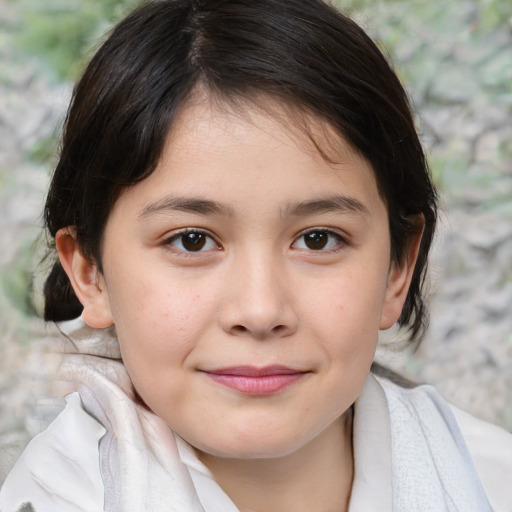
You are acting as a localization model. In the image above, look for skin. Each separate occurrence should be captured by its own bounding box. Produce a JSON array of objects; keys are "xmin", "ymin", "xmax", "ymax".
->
[{"xmin": 57, "ymin": 99, "xmax": 421, "ymax": 512}]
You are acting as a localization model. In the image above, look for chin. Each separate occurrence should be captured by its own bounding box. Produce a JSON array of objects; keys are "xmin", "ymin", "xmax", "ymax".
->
[{"xmin": 192, "ymin": 429, "xmax": 311, "ymax": 460}]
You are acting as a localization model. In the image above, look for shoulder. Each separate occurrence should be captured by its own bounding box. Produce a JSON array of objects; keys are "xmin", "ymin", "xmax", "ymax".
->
[
  {"xmin": 0, "ymin": 393, "xmax": 105, "ymax": 512},
  {"xmin": 450, "ymin": 404, "xmax": 512, "ymax": 512},
  {"xmin": 376, "ymin": 375, "xmax": 512, "ymax": 512}
]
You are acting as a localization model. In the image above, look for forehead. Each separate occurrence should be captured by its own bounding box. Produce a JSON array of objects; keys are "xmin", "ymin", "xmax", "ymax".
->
[
  {"xmin": 169, "ymin": 93, "xmax": 362, "ymax": 165},
  {"xmin": 113, "ymin": 97, "xmax": 387, "ymax": 221}
]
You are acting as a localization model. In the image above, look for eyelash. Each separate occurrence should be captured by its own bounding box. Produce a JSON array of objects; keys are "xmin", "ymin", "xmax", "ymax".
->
[
  {"xmin": 162, "ymin": 227, "xmax": 347, "ymax": 255},
  {"xmin": 162, "ymin": 229, "xmax": 221, "ymax": 255},
  {"xmin": 292, "ymin": 228, "xmax": 348, "ymax": 253}
]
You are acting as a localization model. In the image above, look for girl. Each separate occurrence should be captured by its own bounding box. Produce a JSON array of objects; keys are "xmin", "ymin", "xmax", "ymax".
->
[{"xmin": 1, "ymin": 0, "xmax": 511, "ymax": 510}]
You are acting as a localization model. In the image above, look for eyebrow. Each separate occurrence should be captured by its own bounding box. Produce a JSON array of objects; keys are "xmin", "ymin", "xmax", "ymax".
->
[
  {"xmin": 284, "ymin": 195, "xmax": 369, "ymax": 217},
  {"xmin": 139, "ymin": 194, "xmax": 369, "ymax": 219},
  {"xmin": 139, "ymin": 196, "xmax": 235, "ymax": 219}
]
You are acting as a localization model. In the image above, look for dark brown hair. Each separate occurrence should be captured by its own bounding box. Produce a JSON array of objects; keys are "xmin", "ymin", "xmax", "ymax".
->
[{"xmin": 44, "ymin": 0, "xmax": 438, "ymax": 341}]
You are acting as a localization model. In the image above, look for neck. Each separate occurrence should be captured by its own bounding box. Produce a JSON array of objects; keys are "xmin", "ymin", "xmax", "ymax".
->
[{"xmin": 198, "ymin": 409, "xmax": 354, "ymax": 512}]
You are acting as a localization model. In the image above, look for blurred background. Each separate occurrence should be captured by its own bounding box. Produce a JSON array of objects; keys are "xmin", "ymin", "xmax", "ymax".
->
[{"xmin": 0, "ymin": 0, "xmax": 511, "ymax": 483}]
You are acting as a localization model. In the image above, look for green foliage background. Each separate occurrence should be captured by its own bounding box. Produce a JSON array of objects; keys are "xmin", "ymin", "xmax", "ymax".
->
[{"xmin": 11, "ymin": 0, "xmax": 140, "ymax": 80}]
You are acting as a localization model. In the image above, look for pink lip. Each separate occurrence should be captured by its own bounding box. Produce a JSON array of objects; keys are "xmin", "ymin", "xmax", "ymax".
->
[{"xmin": 201, "ymin": 365, "xmax": 307, "ymax": 395}]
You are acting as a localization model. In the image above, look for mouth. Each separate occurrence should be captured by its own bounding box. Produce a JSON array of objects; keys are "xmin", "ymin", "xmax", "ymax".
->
[{"xmin": 200, "ymin": 365, "xmax": 308, "ymax": 395}]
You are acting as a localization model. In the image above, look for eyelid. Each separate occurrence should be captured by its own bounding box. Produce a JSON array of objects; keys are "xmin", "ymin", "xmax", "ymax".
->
[
  {"xmin": 292, "ymin": 227, "xmax": 349, "ymax": 252},
  {"xmin": 161, "ymin": 227, "xmax": 222, "ymax": 254}
]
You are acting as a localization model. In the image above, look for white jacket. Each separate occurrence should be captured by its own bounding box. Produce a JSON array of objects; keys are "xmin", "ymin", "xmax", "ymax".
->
[{"xmin": 1, "ymin": 319, "xmax": 511, "ymax": 512}]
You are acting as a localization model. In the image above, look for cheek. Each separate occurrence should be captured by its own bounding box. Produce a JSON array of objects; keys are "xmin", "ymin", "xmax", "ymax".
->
[
  {"xmin": 306, "ymin": 271, "xmax": 387, "ymax": 334},
  {"xmin": 111, "ymin": 284, "xmax": 217, "ymax": 416},
  {"xmin": 110, "ymin": 263, "xmax": 210, "ymax": 325},
  {"xmin": 107, "ymin": 273, "xmax": 217, "ymax": 376}
]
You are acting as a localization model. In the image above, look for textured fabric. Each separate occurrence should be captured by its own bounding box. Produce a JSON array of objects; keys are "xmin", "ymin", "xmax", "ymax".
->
[
  {"xmin": 1, "ymin": 318, "xmax": 510, "ymax": 512},
  {"xmin": 450, "ymin": 405, "xmax": 512, "ymax": 512},
  {"xmin": 0, "ymin": 393, "xmax": 105, "ymax": 512},
  {"xmin": 380, "ymin": 380, "xmax": 493, "ymax": 512}
]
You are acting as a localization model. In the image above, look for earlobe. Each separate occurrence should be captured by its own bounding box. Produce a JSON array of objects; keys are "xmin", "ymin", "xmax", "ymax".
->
[
  {"xmin": 56, "ymin": 227, "xmax": 114, "ymax": 329},
  {"xmin": 379, "ymin": 222, "xmax": 424, "ymax": 330}
]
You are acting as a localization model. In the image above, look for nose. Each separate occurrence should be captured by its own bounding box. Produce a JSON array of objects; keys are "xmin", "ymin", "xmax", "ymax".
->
[{"xmin": 218, "ymin": 251, "xmax": 298, "ymax": 340}]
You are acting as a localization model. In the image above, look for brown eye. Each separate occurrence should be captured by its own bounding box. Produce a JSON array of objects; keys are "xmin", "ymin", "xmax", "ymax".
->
[
  {"xmin": 304, "ymin": 231, "xmax": 329, "ymax": 250},
  {"xmin": 166, "ymin": 230, "xmax": 218, "ymax": 253},
  {"xmin": 293, "ymin": 229, "xmax": 345, "ymax": 252},
  {"xmin": 181, "ymin": 232, "xmax": 207, "ymax": 251}
]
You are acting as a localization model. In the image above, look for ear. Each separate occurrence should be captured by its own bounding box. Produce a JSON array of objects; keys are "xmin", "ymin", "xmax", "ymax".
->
[
  {"xmin": 379, "ymin": 219, "xmax": 424, "ymax": 330},
  {"xmin": 56, "ymin": 227, "xmax": 114, "ymax": 329}
]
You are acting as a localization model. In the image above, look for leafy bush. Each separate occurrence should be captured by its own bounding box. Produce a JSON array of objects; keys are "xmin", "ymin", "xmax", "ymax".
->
[{"xmin": 13, "ymin": 0, "xmax": 139, "ymax": 80}]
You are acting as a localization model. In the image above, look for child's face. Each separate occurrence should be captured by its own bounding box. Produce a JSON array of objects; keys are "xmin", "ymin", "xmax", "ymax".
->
[{"xmin": 73, "ymin": 100, "xmax": 414, "ymax": 459}]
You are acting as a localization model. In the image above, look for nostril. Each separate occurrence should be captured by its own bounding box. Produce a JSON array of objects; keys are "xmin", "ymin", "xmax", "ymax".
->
[{"xmin": 229, "ymin": 324, "xmax": 288, "ymax": 337}]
